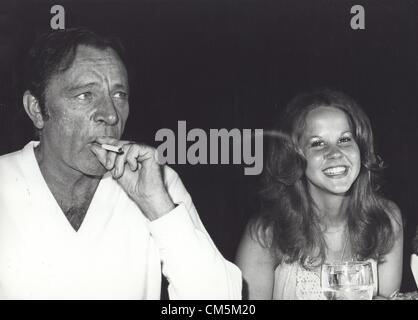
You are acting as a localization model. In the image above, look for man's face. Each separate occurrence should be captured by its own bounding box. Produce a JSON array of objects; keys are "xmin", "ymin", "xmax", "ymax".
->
[{"xmin": 41, "ymin": 45, "xmax": 129, "ymax": 176}]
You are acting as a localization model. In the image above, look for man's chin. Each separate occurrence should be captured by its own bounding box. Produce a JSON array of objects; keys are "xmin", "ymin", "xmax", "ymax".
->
[{"xmin": 80, "ymin": 163, "xmax": 108, "ymax": 178}]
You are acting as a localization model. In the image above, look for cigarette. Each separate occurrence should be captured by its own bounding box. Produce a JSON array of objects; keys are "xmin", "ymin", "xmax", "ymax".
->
[{"xmin": 101, "ymin": 144, "xmax": 124, "ymax": 154}]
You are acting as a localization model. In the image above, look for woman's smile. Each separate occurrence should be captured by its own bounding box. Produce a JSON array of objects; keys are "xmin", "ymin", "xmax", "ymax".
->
[{"xmin": 322, "ymin": 165, "xmax": 349, "ymax": 178}]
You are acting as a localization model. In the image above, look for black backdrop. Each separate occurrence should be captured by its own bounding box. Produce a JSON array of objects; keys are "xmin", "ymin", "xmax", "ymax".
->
[{"xmin": 0, "ymin": 0, "xmax": 417, "ymax": 292}]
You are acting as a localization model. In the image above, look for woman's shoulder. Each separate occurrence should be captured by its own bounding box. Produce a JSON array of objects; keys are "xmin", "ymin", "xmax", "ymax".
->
[
  {"xmin": 239, "ymin": 217, "xmax": 282, "ymax": 264},
  {"xmin": 236, "ymin": 218, "xmax": 283, "ymax": 299},
  {"xmin": 381, "ymin": 198, "xmax": 400, "ymax": 214},
  {"xmin": 381, "ymin": 198, "xmax": 401, "ymax": 218},
  {"xmin": 379, "ymin": 198, "xmax": 403, "ymax": 233}
]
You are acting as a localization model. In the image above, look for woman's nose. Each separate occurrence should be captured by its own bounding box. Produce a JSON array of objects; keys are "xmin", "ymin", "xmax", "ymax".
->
[{"xmin": 325, "ymin": 145, "xmax": 343, "ymax": 159}]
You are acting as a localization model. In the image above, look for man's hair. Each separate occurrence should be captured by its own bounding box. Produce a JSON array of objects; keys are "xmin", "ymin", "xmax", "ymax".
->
[{"xmin": 23, "ymin": 27, "xmax": 127, "ymax": 118}]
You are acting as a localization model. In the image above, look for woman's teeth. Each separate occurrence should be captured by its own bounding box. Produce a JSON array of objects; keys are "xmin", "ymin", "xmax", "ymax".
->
[{"xmin": 323, "ymin": 166, "xmax": 347, "ymax": 176}]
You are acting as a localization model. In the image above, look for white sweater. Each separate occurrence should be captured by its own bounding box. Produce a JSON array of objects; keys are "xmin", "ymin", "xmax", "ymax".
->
[{"xmin": 0, "ymin": 141, "xmax": 242, "ymax": 300}]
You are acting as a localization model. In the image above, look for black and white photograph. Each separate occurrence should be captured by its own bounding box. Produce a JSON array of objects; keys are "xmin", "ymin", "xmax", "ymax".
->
[{"xmin": 0, "ymin": 0, "xmax": 417, "ymax": 305}]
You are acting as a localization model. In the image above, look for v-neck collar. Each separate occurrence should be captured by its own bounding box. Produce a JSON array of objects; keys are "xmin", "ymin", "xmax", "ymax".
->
[{"xmin": 18, "ymin": 141, "xmax": 121, "ymax": 240}]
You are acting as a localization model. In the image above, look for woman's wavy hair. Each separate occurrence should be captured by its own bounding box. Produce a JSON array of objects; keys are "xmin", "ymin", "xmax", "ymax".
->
[{"xmin": 252, "ymin": 88, "xmax": 397, "ymax": 268}]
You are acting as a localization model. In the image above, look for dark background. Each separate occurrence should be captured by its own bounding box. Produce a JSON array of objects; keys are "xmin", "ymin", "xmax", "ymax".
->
[{"xmin": 0, "ymin": 0, "xmax": 417, "ymax": 292}]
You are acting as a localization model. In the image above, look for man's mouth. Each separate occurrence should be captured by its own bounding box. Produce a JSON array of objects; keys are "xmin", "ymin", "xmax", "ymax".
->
[
  {"xmin": 89, "ymin": 137, "xmax": 116, "ymax": 145},
  {"xmin": 88, "ymin": 139, "xmax": 124, "ymax": 154},
  {"xmin": 322, "ymin": 166, "xmax": 349, "ymax": 177}
]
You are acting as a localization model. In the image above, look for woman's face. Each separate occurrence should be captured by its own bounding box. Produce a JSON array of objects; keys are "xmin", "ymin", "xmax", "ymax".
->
[{"xmin": 299, "ymin": 106, "xmax": 361, "ymax": 196}]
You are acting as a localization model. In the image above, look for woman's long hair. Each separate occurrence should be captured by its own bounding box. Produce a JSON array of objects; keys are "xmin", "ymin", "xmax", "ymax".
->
[{"xmin": 252, "ymin": 89, "xmax": 398, "ymax": 268}]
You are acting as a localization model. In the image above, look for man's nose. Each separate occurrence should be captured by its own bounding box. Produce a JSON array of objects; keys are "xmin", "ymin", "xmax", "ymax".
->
[{"xmin": 93, "ymin": 96, "xmax": 119, "ymax": 126}]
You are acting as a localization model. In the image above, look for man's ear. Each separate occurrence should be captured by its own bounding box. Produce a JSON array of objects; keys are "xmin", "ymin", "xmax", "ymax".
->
[{"xmin": 23, "ymin": 90, "xmax": 45, "ymax": 130}]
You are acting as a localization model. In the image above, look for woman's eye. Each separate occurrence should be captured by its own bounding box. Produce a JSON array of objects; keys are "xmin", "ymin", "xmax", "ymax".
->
[
  {"xmin": 339, "ymin": 136, "xmax": 352, "ymax": 143},
  {"xmin": 311, "ymin": 140, "xmax": 324, "ymax": 148}
]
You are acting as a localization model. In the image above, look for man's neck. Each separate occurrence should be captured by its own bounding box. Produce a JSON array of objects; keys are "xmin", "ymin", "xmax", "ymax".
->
[
  {"xmin": 34, "ymin": 142, "xmax": 99, "ymax": 195},
  {"xmin": 34, "ymin": 142, "xmax": 101, "ymax": 231}
]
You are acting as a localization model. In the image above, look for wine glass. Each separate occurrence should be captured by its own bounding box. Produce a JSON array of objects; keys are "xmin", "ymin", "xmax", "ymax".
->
[{"xmin": 321, "ymin": 261, "xmax": 374, "ymax": 300}]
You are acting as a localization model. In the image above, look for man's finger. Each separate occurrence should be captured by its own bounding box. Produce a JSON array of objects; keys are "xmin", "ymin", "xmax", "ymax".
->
[
  {"xmin": 105, "ymin": 150, "xmax": 118, "ymax": 170},
  {"xmin": 132, "ymin": 144, "xmax": 156, "ymax": 163},
  {"xmin": 113, "ymin": 144, "xmax": 132, "ymax": 179},
  {"xmin": 126, "ymin": 146, "xmax": 139, "ymax": 172},
  {"xmin": 90, "ymin": 144, "xmax": 108, "ymax": 167}
]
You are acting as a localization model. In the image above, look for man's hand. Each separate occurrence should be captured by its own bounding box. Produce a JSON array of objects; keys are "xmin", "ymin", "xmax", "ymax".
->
[{"xmin": 90, "ymin": 137, "xmax": 175, "ymax": 220}]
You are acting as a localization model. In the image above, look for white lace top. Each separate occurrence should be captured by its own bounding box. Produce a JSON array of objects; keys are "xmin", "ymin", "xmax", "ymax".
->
[
  {"xmin": 272, "ymin": 260, "xmax": 378, "ymax": 300},
  {"xmin": 295, "ymin": 265, "xmax": 326, "ymax": 300}
]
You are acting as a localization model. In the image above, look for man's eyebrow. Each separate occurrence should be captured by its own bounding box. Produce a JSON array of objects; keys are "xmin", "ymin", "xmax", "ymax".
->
[
  {"xmin": 65, "ymin": 82, "xmax": 99, "ymax": 92},
  {"xmin": 113, "ymin": 83, "xmax": 129, "ymax": 91},
  {"xmin": 64, "ymin": 82, "xmax": 129, "ymax": 94}
]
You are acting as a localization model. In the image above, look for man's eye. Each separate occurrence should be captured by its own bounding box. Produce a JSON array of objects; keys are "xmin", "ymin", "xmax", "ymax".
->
[
  {"xmin": 113, "ymin": 92, "xmax": 128, "ymax": 99},
  {"xmin": 76, "ymin": 92, "xmax": 92, "ymax": 101},
  {"xmin": 311, "ymin": 140, "xmax": 324, "ymax": 148}
]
